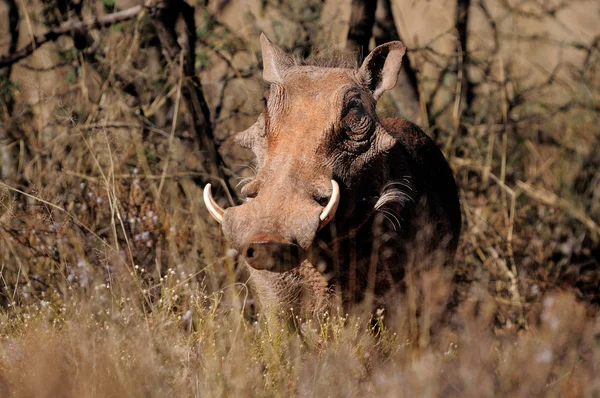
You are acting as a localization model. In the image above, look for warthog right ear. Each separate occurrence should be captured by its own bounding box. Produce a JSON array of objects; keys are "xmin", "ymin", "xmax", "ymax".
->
[
  {"xmin": 260, "ymin": 33, "xmax": 295, "ymax": 83},
  {"xmin": 234, "ymin": 114, "xmax": 267, "ymax": 168},
  {"xmin": 234, "ymin": 113, "xmax": 265, "ymax": 149},
  {"xmin": 359, "ymin": 41, "xmax": 407, "ymax": 101}
]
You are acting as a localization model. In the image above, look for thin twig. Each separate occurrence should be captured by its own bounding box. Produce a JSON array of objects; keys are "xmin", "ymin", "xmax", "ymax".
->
[
  {"xmin": 0, "ymin": 181, "xmax": 112, "ymax": 251},
  {"xmin": 0, "ymin": 5, "xmax": 145, "ymax": 68},
  {"xmin": 516, "ymin": 181, "xmax": 600, "ymax": 241},
  {"xmin": 158, "ymin": 51, "xmax": 184, "ymax": 199}
]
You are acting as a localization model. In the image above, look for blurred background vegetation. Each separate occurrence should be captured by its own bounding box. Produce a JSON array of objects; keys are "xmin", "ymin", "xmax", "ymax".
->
[{"xmin": 0, "ymin": 0, "xmax": 599, "ymax": 396}]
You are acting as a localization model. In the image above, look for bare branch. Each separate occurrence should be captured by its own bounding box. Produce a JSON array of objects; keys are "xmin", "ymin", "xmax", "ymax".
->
[{"xmin": 0, "ymin": 5, "xmax": 144, "ymax": 69}]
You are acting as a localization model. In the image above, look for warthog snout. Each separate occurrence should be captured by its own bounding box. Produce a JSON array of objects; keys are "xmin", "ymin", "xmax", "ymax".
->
[
  {"xmin": 203, "ymin": 180, "xmax": 339, "ymax": 271},
  {"xmin": 242, "ymin": 239, "xmax": 305, "ymax": 272}
]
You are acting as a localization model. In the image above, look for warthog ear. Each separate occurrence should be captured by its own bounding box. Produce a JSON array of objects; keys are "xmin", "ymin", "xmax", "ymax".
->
[
  {"xmin": 260, "ymin": 33, "xmax": 294, "ymax": 83},
  {"xmin": 234, "ymin": 113, "xmax": 265, "ymax": 149},
  {"xmin": 359, "ymin": 41, "xmax": 407, "ymax": 101},
  {"xmin": 235, "ymin": 114, "xmax": 268, "ymax": 168}
]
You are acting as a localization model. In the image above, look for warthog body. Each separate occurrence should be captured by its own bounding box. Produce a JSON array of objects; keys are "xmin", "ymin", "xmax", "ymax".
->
[{"xmin": 204, "ymin": 35, "xmax": 461, "ymax": 317}]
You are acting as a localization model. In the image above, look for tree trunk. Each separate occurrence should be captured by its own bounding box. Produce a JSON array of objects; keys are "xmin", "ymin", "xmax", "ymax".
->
[
  {"xmin": 455, "ymin": 0, "xmax": 473, "ymax": 111},
  {"xmin": 346, "ymin": 0, "xmax": 377, "ymax": 61},
  {"xmin": 153, "ymin": 0, "xmax": 236, "ymax": 197},
  {"xmin": 373, "ymin": 0, "xmax": 420, "ymax": 122},
  {"xmin": 1, "ymin": 0, "xmax": 19, "ymax": 180}
]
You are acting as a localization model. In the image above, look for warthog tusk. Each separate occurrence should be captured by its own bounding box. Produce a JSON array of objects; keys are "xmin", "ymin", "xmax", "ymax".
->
[
  {"xmin": 319, "ymin": 180, "xmax": 340, "ymax": 226},
  {"xmin": 203, "ymin": 184, "xmax": 224, "ymax": 224},
  {"xmin": 204, "ymin": 181, "xmax": 338, "ymax": 226}
]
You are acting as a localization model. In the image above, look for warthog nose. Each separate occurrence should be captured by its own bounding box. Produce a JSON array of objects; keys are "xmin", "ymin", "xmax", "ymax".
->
[{"xmin": 242, "ymin": 241, "xmax": 305, "ymax": 272}]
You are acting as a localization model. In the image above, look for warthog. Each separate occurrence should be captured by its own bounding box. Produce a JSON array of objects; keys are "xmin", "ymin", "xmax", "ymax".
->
[{"xmin": 204, "ymin": 34, "xmax": 461, "ymax": 317}]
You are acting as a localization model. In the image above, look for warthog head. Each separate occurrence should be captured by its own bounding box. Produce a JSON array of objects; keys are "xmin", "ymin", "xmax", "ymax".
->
[{"xmin": 204, "ymin": 34, "xmax": 407, "ymax": 273}]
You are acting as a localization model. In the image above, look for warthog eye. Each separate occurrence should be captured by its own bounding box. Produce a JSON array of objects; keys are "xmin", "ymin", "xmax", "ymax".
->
[
  {"xmin": 342, "ymin": 96, "xmax": 362, "ymax": 116},
  {"xmin": 342, "ymin": 96, "xmax": 373, "ymax": 146}
]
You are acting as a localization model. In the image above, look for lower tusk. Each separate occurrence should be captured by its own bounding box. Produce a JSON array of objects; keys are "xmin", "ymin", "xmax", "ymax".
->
[
  {"xmin": 319, "ymin": 180, "xmax": 340, "ymax": 226},
  {"xmin": 203, "ymin": 184, "xmax": 224, "ymax": 224}
]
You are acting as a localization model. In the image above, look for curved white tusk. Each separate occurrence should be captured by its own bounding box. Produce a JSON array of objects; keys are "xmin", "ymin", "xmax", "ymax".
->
[
  {"xmin": 319, "ymin": 180, "xmax": 340, "ymax": 226},
  {"xmin": 203, "ymin": 183, "xmax": 224, "ymax": 224}
]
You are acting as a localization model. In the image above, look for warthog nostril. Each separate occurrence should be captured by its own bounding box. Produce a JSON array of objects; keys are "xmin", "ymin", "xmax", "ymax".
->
[
  {"xmin": 242, "ymin": 241, "xmax": 305, "ymax": 273},
  {"xmin": 315, "ymin": 196, "xmax": 329, "ymax": 207}
]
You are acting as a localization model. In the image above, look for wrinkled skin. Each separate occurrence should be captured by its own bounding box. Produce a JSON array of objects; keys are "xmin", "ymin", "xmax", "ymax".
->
[{"xmin": 209, "ymin": 34, "xmax": 461, "ymax": 317}]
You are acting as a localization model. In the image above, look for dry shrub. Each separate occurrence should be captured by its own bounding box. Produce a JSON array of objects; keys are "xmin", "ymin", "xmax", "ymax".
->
[{"xmin": 0, "ymin": 0, "xmax": 599, "ymax": 396}]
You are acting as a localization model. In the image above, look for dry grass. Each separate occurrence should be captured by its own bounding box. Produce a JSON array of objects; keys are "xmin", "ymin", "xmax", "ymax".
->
[{"xmin": 0, "ymin": 0, "xmax": 599, "ymax": 396}]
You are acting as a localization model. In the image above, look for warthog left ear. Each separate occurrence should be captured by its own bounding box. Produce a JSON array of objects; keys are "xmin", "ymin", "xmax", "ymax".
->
[
  {"xmin": 260, "ymin": 33, "xmax": 295, "ymax": 83},
  {"xmin": 359, "ymin": 41, "xmax": 407, "ymax": 101}
]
